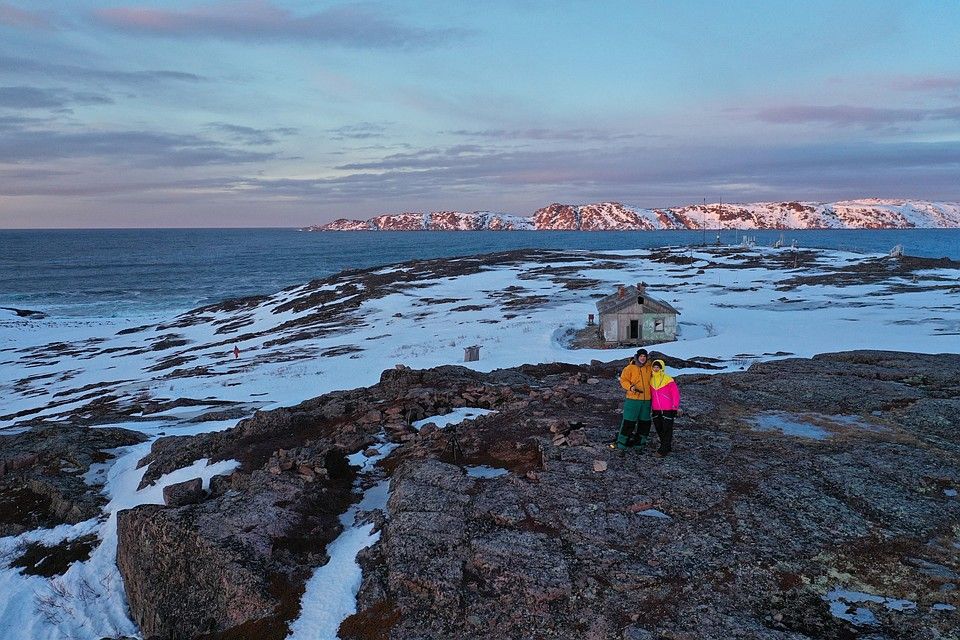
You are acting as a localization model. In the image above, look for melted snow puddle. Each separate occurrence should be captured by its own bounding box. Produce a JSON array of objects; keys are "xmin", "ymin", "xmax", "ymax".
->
[
  {"xmin": 465, "ymin": 465, "xmax": 508, "ymax": 479},
  {"xmin": 750, "ymin": 412, "xmax": 882, "ymax": 440},
  {"xmin": 291, "ymin": 409, "xmax": 497, "ymax": 639},
  {"xmin": 824, "ymin": 588, "xmax": 917, "ymax": 625}
]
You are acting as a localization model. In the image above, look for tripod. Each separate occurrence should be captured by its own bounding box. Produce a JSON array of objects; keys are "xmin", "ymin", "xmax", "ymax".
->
[{"xmin": 445, "ymin": 425, "xmax": 465, "ymax": 464}]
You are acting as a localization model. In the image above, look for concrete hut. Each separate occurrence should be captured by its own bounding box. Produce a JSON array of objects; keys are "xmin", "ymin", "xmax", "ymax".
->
[{"xmin": 596, "ymin": 283, "xmax": 679, "ymax": 345}]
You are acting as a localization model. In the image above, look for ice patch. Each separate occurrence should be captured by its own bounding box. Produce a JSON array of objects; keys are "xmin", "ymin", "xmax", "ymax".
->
[
  {"xmin": 824, "ymin": 588, "xmax": 917, "ymax": 625},
  {"xmin": 637, "ymin": 509, "xmax": 671, "ymax": 519},
  {"xmin": 944, "ymin": 489, "xmax": 957, "ymax": 497},
  {"xmin": 751, "ymin": 412, "xmax": 830, "ymax": 440},
  {"xmin": 412, "ymin": 407, "xmax": 495, "ymax": 430},
  {"xmin": 465, "ymin": 465, "xmax": 508, "ymax": 479},
  {"xmin": 932, "ymin": 603, "xmax": 956, "ymax": 611}
]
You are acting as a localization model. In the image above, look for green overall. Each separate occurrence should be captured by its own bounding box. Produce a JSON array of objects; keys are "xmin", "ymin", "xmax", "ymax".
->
[{"xmin": 617, "ymin": 398, "xmax": 652, "ymax": 450}]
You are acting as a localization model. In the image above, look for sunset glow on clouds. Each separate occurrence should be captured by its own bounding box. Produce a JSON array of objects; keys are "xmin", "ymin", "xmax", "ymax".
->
[{"xmin": 0, "ymin": 0, "xmax": 958, "ymax": 227}]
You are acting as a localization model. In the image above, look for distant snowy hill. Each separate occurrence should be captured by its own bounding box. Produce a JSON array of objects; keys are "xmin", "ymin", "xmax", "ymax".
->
[
  {"xmin": 303, "ymin": 210, "xmax": 534, "ymax": 231},
  {"xmin": 303, "ymin": 199, "xmax": 960, "ymax": 230}
]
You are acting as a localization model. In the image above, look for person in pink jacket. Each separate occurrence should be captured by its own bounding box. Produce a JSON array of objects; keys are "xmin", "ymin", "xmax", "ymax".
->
[{"xmin": 650, "ymin": 359, "xmax": 681, "ymax": 457}]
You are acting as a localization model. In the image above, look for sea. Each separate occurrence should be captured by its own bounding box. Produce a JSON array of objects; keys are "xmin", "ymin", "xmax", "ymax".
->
[{"xmin": 1, "ymin": 228, "xmax": 958, "ymax": 319}]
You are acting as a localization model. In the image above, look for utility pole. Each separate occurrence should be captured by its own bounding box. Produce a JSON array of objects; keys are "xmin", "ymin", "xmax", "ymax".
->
[
  {"xmin": 701, "ymin": 197, "xmax": 706, "ymax": 246},
  {"xmin": 716, "ymin": 196, "xmax": 723, "ymax": 245}
]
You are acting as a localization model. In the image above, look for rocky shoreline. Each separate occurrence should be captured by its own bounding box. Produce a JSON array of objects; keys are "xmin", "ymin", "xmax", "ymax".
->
[{"xmin": 5, "ymin": 350, "xmax": 949, "ymax": 639}]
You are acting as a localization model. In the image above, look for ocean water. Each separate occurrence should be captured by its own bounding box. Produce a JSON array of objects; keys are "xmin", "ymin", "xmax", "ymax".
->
[{"xmin": 1, "ymin": 228, "xmax": 958, "ymax": 319}]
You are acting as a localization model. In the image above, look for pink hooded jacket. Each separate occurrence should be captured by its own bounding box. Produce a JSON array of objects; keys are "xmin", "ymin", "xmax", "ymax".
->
[{"xmin": 650, "ymin": 360, "xmax": 680, "ymax": 411}]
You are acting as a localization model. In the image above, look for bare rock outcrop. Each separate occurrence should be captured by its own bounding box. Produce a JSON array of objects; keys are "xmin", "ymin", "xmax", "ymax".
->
[
  {"xmin": 346, "ymin": 351, "xmax": 960, "ymax": 639},
  {"xmin": 0, "ymin": 425, "xmax": 146, "ymax": 536},
  {"xmin": 114, "ymin": 351, "xmax": 959, "ymax": 639}
]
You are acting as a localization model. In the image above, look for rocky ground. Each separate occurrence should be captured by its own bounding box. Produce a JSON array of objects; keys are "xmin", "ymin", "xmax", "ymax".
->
[
  {"xmin": 74, "ymin": 350, "xmax": 957, "ymax": 639},
  {"xmin": 0, "ymin": 426, "xmax": 146, "ymax": 539}
]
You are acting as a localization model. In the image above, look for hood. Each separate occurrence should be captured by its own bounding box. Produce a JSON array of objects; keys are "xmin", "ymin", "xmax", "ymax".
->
[{"xmin": 651, "ymin": 360, "xmax": 674, "ymax": 388}]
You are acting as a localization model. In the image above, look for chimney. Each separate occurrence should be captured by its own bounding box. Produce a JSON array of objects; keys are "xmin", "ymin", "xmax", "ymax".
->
[
  {"xmin": 617, "ymin": 285, "xmax": 626, "ymax": 299},
  {"xmin": 637, "ymin": 282, "xmax": 646, "ymax": 295}
]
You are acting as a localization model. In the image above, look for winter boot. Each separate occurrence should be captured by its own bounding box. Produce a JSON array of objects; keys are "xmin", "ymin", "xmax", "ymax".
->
[
  {"xmin": 632, "ymin": 420, "xmax": 652, "ymax": 451},
  {"xmin": 615, "ymin": 419, "xmax": 637, "ymax": 450},
  {"xmin": 632, "ymin": 435, "xmax": 649, "ymax": 452}
]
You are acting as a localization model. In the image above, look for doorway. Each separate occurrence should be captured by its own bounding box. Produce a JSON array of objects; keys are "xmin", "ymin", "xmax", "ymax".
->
[{"xmin": 629, "ymin": 319, "xmax": 639, "ymax": 340}]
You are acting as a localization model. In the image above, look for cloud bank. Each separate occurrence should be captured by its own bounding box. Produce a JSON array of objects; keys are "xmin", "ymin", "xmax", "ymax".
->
[{"xmin": 93, "ymin": 1, "xmax": 468, "ymax": 49}]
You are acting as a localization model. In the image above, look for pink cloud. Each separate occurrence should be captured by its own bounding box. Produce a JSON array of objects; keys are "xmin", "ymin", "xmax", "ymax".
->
[
  {"xmin": 0, "ymin": 3, "xmax": 54, "ymax": 29},
  {"xmin": 93, "ymin": 0, "xmax": 467, "ymax": 48}
]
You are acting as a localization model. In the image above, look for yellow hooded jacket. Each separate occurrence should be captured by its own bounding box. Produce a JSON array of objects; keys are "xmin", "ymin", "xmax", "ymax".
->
[{"xmin": 620, "ymin": 359, "xmax": 653, "ymax": 401}]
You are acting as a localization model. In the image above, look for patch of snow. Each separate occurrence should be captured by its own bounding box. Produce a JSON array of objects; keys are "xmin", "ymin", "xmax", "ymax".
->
[
  {"xmin": 932, "ymin": 603, "xmax": 956, "ymax": 611},
  {"xmin": 412, "ymin": 407, "xmax": 495, "ymax": 430},
  {"xmin": 346, "ymin": 442, "xmax": 398, "ymax": 472},
  {"xmin": 944, "ymin": 489, "xmax": 957, "ymax": 497},
  {"xmin": 290, "ymin": 431, "xmax": 397, "ymax": 639},
  {"xmin": 286, "ymin": 480, "xmax": 388, "ymax": 640}
]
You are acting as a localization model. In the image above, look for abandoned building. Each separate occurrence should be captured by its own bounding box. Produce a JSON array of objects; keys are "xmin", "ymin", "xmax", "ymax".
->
[{"xmin": 595, "ymin": 283, "xmax": 679, "ymax": 345}]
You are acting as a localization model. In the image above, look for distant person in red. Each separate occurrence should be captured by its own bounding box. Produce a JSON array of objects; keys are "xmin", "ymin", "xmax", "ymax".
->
[{"xmin": 233, "ymin": 345, "xmax": 240, "ymax": 359}]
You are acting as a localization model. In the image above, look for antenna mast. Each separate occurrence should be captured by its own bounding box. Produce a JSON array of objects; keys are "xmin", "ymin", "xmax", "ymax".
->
[{"xmin": 718, "ymin": 195, "xmax": 722, "ymax": 245}]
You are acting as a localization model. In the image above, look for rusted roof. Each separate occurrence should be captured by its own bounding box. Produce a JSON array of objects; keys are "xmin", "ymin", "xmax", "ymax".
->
[{"xmin": 596, "ymin": 286, "xmax": 680, "ymax": 315}]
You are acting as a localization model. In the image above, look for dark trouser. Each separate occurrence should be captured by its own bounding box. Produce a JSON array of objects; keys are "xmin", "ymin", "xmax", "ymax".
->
[
  {"xmin": 618, "ymin": 399, "xmax": 652, "ymax": 450},
  {"xmin": 652, "ymin": 410, "xmax": 676, "ymax": 453}
]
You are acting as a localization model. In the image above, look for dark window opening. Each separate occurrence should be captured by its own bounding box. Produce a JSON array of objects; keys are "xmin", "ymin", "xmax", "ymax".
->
[
  {"xmin": 654, "ymin": 318, "xmax": 665, "ymax": 332},
  {"xmin": 629, "ymin": 319, "xmax": 639, "ymax": 339}
]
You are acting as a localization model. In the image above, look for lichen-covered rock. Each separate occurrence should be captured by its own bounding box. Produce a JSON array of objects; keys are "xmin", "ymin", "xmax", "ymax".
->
[
  {"xmin": 0, "ymin": 425, "xmax": 146, "ymax": 536},
  {"xmin": 162, "ymin": 477, "xmax": 203, "ymax": 507},
  {"xmin": 114, "ymin": 352, "xmax": 960, "ymax": 640},
  {"xmin": 345, "ymin": 352, "xmax": 960, "ymax": 639}
]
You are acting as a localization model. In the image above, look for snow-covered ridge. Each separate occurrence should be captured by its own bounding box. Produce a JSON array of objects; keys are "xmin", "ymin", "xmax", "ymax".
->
[
  {"xmin": 303, "ymin": 199, "xmax": 960, "ymax": 231},
  {"xmin": 304, "ymin": 210, "xmax": 534, "ymax": 231}
]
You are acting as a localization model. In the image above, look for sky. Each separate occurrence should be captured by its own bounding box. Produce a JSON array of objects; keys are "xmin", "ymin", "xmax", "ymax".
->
[{"xmin": 0, "ymin": 0, "xmax": 958, "ymax": 228}]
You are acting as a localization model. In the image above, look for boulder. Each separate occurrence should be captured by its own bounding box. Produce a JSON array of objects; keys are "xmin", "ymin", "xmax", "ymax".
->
[{"xmin": 162, "ymin": 477, "xmax": 204, "ymax": 507}]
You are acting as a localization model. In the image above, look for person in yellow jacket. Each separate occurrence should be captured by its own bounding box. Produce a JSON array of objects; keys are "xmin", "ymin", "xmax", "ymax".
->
[{"xmin": 612, "ymin": 349, "xmax": 653, "ymax": 451}]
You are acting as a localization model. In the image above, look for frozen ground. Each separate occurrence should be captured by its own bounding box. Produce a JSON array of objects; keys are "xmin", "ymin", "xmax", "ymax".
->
[
  {"xmin": 0, "ymin": 245, "xmax": 958, "ymax": 638},
  {"xmin": 2, "ymin": 245, "xmax": 958, "ymax": 432}
]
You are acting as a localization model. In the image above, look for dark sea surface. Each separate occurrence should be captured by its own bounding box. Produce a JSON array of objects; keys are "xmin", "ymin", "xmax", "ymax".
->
[{"xmin": 1, "ymin": 228, "xmax": 958, "ymax": 318}]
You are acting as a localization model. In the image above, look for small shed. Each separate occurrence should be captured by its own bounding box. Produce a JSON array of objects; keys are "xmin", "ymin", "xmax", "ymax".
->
[{"xmin": 596, "ymin": 283, "xmax": 679, "ymax": 345}]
